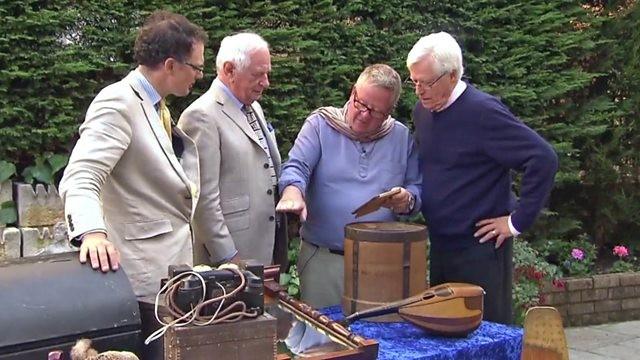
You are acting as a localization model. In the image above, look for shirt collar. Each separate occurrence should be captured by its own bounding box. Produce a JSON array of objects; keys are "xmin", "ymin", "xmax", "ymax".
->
[
  {"xmin": 132, "ymin": 68, "xmax": 162, "ymax": 109},
  {"xmin": 213, "ymin": 77, "xmax": 245, "ymax": 110},
  {"xmin": 439, "ymin": 80, "xmax": 467, "ymax": 111}
]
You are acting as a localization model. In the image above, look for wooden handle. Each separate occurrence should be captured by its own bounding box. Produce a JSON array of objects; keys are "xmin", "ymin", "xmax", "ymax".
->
[{"xmin": 345, "ymin": 284, "xmax": 456, "ymax": 323}]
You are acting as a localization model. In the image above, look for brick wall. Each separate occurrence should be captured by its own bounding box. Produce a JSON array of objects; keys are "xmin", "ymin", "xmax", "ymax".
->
[{"xmin": 541, "ymin": 273, "xmax": 640, "ymax": 326}]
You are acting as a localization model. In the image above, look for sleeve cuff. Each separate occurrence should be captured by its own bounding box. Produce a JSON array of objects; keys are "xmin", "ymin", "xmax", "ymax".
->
[
  {"xmin": 508, "ymin": 215, "xmax": 521, "ymax": 237},
  {"xmin": 219, "ymin": 250, "xmax": 238, "ymax": 264},
  {"xmin": 279, "ymin": 181, "xmax": 306, "ymax": 197},
  {"xmin": 70, "ymin": 230, "xmax": 107, "ymax": 247},
  {"xmin": 398, "ymin": 192, "xmax": 421, "ymax": 217}
]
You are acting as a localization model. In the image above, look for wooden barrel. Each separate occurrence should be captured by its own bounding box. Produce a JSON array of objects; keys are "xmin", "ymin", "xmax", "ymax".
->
[{"xmin": 342, "ymin": 221, "xmax": 428, "ymax": 321}]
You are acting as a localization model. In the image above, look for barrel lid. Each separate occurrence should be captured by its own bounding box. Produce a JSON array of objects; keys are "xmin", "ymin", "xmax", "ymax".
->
[{"xmin": 345, "ymin": 221, "xmax": 427, "ymax": 242}]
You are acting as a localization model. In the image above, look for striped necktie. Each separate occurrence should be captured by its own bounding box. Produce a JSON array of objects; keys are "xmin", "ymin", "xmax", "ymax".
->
[{"xmin": 242, "ymin": 105, "xmax": 277, "ymax": 187}]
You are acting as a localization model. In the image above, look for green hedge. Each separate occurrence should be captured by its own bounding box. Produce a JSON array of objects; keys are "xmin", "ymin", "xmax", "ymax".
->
[{"xmin": 1, "ymin": 1, "xmax": 639, "ymax": 254}]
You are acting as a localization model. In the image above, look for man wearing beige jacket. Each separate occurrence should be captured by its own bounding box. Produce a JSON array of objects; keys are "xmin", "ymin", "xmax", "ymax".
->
[
  {"xmin": 59, "ymin": 11, "xmax": 208, "ymax": 298},
  {"xmin": 178, "ymin": 32, "xmax": 287, "ymax": 268}
]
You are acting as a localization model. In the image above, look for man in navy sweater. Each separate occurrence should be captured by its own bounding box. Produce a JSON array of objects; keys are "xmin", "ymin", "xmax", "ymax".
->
[{"xmin": 406, "ymin": 32, "xmax": 558, "ymax": 324}]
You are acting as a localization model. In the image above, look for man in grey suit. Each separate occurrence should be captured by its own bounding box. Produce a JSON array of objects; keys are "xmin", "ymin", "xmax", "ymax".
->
[
  {"xmin": 179, "ymin": 32, "xmax": 287, "ymax": 268},
  {"xmin": 59, "ymin": 11, "xmax": 208, "ymax": 298}
]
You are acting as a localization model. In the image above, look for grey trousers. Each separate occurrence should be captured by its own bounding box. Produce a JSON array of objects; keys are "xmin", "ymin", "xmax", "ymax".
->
[{"xmin": 297, "ymin": 241, "xmax": 344, "ymax": 309}]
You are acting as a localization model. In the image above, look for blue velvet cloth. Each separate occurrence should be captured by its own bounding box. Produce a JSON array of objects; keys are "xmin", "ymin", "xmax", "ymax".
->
[{"xmin": 322, "ymin": 306, "xmax": 523, "ymax": 360}]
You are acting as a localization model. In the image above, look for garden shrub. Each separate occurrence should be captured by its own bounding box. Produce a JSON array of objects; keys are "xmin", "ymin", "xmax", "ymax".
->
[{"xmin": 513, "ymin": 239, "xmax": 561, "ymax": 325}]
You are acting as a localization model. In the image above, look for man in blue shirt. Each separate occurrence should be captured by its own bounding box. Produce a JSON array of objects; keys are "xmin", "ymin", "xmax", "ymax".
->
[
  {"xmin": 277, "ymin": 64, "xmax": 422, "ymax": 308},
  {"xmin": 407, "ymin": 32, "xmax": 558, "ymax": 324}
]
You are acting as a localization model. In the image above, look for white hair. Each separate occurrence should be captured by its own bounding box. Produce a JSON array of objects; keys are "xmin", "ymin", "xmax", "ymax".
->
[
  {"xmin": 216, "ymin": 32, "xmax": 269, "ymax": 72},
  {"xmin": 406, "ymin": 32, "xmax": 464, "ymax": 81}
]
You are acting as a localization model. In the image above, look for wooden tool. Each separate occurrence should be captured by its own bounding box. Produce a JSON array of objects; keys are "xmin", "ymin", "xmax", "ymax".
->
[
  {"xmin": 521, "ymin": 306, "xmax": 568, "ymax": 360},
  {"xmin": 351, "ymin": 188, "xmax": 401, "ymax": 218},
  {"xmin": 344, "ymin": 283, "xmax": 485, "ymax": 337}
]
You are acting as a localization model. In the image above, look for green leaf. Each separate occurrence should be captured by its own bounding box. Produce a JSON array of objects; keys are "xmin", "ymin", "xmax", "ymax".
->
[
  {"xmin": 287, "ymin": 285, "xmax": 299, "ymax": 296},
  {"xmin": 279, "ymin": 273, "xmax": 291, "ymax": 285},
  {"xmin": 33, "ymin": 169, "xmax": 53, "ymax": 185},
  {"xmin": 22, "ymin": 156, "xmax": 53, "ymax": 185},
  {"xmin": 0, "ymin": 160, "xmax": 16, "ymax": 183},
  {"xmin": 47, "ymin": 153, "xmax": 69, "ymax": 175},
  {"xmin": 21, "ymin": 166, "xmax": 35, "ymax": 184},
  {"xmin": 0, "ymin": 201, "xmax": 17, "ymax": 225}
]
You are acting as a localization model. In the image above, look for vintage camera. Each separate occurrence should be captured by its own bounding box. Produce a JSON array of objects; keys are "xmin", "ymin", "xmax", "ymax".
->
[{"xmin": 162, "ymin": 260, "xmax": 264, "ymax": 317}]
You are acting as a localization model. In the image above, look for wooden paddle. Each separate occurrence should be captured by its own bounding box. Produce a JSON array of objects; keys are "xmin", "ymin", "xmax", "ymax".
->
[
  {"xmin": 521, "ymin": 306, "xmax": 568, "ymax": 360},
  {"xmin": 351, "ymin": 188, "xmax": 401, "ymax": 218}
]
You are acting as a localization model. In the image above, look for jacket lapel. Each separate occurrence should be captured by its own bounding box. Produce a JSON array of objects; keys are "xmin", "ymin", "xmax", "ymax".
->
[
  {"xmin": 125, "ymin": 73, "xmax": 195, "ymax": 194},
  {"xmin": 211, "ymin": 82, "xmax": 281, "ymax": 174},
  {"xmin": 213, "ymin": 87, "xmax": 264, "ymax": 150},
  {"xmin": 251, "ymin": 105, "xmax": 282, "ymax": 175},
  {"xmin": 173, "ymin": 126, "xmax": 200, "ymax": 214}
]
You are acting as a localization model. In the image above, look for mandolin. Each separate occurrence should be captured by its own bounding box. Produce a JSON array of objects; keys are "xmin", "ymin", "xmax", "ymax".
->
[{"xmin": 343, "ymin": 283, "xmax": 485, "ymax": 337}]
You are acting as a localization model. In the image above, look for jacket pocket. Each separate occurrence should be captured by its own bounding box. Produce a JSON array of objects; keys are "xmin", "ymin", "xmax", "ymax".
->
[
  {"xmin": 124, "ymin": 219, "xmax": 173, "ymax": 240},
  {"xmin": 221, "ymin": 195, "xmax": 250, "ymax": 215},
  {"xmin": 221, "ymin": 195, "xmax": 250, "ymax": 232}
]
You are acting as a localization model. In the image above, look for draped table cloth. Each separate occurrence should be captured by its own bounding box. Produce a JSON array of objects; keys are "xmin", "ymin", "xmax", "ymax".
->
[{"xmin": 322, "ymin": 306, "xmax": 523, "ymax": 360}]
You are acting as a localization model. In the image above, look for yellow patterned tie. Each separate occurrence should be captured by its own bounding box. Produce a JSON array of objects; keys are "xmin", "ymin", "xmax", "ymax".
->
[
  {"xmin": 158, "ymin": 100, "xmax": 197, "ymax": 199},
  {"xmin": 158, "ymin": 99, "xmax": 172, "ymax": 140}
]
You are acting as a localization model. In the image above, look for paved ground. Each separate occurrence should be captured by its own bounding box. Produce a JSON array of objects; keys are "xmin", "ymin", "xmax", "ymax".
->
[{"xmin": 566, "ymin": 320, "xmax": 640, "ymax": 359}]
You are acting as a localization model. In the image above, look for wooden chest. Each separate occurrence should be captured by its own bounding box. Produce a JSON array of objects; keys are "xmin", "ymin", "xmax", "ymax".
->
[{"xmin": 164, "ymin": 314, "xmax": 277, "ymax": 360}]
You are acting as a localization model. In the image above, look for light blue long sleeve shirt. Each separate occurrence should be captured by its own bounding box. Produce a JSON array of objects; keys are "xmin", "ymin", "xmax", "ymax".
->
[{"xmin": 279, "ymin": 113, "xmax": 422, "ymax": 250}]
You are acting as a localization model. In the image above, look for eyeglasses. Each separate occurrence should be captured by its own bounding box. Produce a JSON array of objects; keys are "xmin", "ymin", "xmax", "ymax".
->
[
  {"xmin": 352, "ymin": 89, "xmax": 390, "ymax": 120},
  {"xmin": 183, "ymin": 61, "xmax": 205, "ymax": 74},
  {"xmin": 404, "ymin": 72, "xmax": 447, "ymax": 90}
]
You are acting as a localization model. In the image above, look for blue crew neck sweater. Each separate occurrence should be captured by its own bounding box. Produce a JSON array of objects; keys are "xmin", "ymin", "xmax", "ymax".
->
[{"xmin": 413, "ymin": 84, "xmax": 558, "ymax": 251}]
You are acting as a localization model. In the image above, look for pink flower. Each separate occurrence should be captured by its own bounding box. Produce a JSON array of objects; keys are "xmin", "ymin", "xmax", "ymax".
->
[
  {"xmin": 571, "ymin": 248, "xmax": 585, "ymax": 261},
  {"xmin": 613, "ymin": 245, "xmax": 629, "ymax": 258}
]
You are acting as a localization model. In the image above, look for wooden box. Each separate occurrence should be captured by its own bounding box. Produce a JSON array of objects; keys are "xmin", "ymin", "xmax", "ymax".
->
[{"xmin": 164, "ymin": 314, "xmax": 277, "ymax": 360}]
